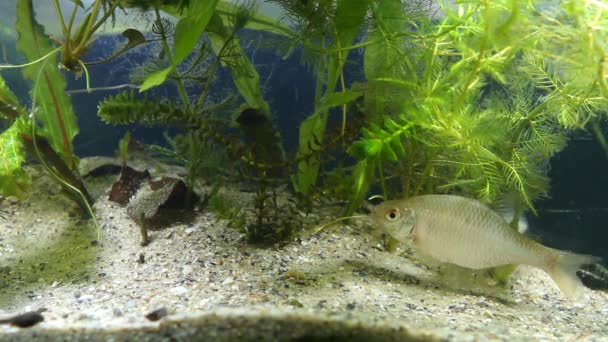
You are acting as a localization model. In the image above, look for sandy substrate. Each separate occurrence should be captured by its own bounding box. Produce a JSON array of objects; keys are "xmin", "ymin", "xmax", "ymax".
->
[{"xmin": 0, "ymin": 157, "xmax": 607, "ymax": 341}]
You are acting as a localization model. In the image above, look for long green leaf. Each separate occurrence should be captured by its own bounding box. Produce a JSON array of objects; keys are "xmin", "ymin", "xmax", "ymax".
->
[
  {"xmin": 344, "ymin": 159, "xmax": 375, "ymax": 216},
  {"xmin": 140, "ymin": 0, "xmax": 220, "ymax": 91},
  {"xmin": 207, "ymin": 13, "xmax": 270, "ymax": 113},
  {"xmin": 328, "ymin": 0, "xmax": 371, "ymax": 90},
  {"xmin": 16, "ymin": 0, "xmax": 78, "ymax": 168},
  {"xmin": 293, "ymin": 89, "xmax": 364, "ymax": 193},
  {"xmin": 0, "ymin": 120, "xmax": 30, "ymax": 197},
  {"xmin": 319, "ymin": 90, "xmax": 363, "ymax": 112}
]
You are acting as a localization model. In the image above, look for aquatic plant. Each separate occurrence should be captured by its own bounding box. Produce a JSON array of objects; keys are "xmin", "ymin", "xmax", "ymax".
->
[
  {"xmin": 98, "ymin": 0, "xmax": 361, "ymax": 244},
  {"xmin": 266, "ymin": 0, "xmax": 376, "ymax": 195},
  {"xmin": 97, "ymin": 1, "xmax": 261, "ymax": 208},
  {"xmin": 4, "ymin": 0, "xmax": 607, "ymax": 248},
  {"xmin": 342, "ymin": 0, "xmax": 608, "ymax": 221},
  {"xmin": 0, "ymin": 0, "xmax": 96, "ymax": 214},
  {"xmin": 0, "ymin": 0, "xmax": 150, "ymax": 233}
]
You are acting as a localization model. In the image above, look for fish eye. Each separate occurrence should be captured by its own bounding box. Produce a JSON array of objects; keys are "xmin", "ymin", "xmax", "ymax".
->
[{"xmin": 385, "ymin": 209, "xmax": 400, "ymax": 222}]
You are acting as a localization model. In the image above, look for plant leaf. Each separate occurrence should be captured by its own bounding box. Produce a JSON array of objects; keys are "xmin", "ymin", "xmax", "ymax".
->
[
  {"xmin": 344, "ymin": 159, "xmax": 375, "ymax": 215},
  {"xmin": 0, "ymin": 120, "xmax": 30, "ymax": 197},
  {"xmin": 0, "ymin": 73, "xmax": 25, "ymax": 120},
  {"xmin": 140, "ymin": 0, "xmax": 220, "ymax": 91},
  {"xmin": 69, "ymin": 0, "xmax": 84, "ymax": 8},
  {"xmin": 350, "ymin": 139, "xmax": 382, "ymax": 159},
  {"xmin": 16, "ymin": 0, "xmax": 78, "ymax": 169},
  {"xmin": 293, "ymin": 112, "xmax": 325, "ymax": 193},
  {"xmin": 139, "ymin": 68, "xmax": 172, "ymax": 92},
  {"xmin": 319, "ymin": 90, "xmax": 363, "ymax": 112},
  {"xmin": 207, "ymin": 13, "xmax": 270, "ymax": 113}
]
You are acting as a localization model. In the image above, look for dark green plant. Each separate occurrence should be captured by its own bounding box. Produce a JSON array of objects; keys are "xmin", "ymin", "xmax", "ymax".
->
[
  {"xmin": 208, "ymin": 192, "xmax": 244, "ymax": 227},
  {"xmin": 247, "ymin": 187, "xmax": 303, "ymax": 246},
  {"xmin": 99, "ymin": 1, "xmax": 277, "ymax": 212}
]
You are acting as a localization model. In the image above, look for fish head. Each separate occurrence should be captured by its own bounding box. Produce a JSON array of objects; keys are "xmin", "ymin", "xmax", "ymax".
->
[{"xmin": 370, "ymin": 200, "xmax": 416, "ymax": 242}]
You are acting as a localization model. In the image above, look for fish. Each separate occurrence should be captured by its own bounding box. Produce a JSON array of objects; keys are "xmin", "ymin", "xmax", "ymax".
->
[
  {"xmin": 0, "ymin": 311, "xmax": 44, "ymax": 328},
  {"xmin": 370, "ymin": 194, "xmax": 601, "ymax": 300}
]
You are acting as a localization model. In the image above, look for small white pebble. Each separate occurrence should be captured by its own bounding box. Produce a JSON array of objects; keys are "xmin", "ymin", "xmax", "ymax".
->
[{"xmin": 170, "ymin": 286, "xmax": 189, "ymax": 296}]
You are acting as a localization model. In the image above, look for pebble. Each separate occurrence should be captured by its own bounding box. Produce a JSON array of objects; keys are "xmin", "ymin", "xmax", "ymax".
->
[
  {"xmin": 77, "ymin": 294, "xmax": 94, "ymax": 303},
  {"xmin": 170, "ymin": 286, "xmax": 189, "ymax": 296}
]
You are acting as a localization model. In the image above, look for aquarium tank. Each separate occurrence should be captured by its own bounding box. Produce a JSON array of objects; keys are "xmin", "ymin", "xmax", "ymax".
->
[{"xmin": 0, "ymin": 0, "xmax": 607, "ymax": 340}]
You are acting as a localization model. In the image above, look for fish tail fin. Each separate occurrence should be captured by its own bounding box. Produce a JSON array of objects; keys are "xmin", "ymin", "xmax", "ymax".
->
[{"xmin": 545, "ymin": 252, "xmax": 601, "ymax": 300}]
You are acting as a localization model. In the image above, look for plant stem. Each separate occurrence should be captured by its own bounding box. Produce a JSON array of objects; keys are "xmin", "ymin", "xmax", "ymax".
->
[
  {"xmin": 403, "ymin": 141, "xmax": 414, "ymax": 196},
  {"xmin": 455, "ymin": 2, "xmax": 488, "ymax": 109},
  {"xmin": 592, "ymin": 120, "xmax": 608, "ymax": 159},
  {"xmin": 66, "ymin": 1, "xmax": 79, "ymax": 39},
  {"xmin": 335, "ymin": 38, "xmax": 347, "ymax": 140},
  {"xmin": 510, "ymin": 100, "xmax": 548, "ymax": 144},
  {"xmin": 0, "ymin": 48, "xmax": 60, "ymax": 69},
  {"xmin": 415, "ymin": 151, "xmax": 433, "ymax": 195},
  {"xmin": 185, "ymin": 130, "xmax": 197, "ymax": 208},
  {"xmin": 195, "ymin": 34, "xmax": 237, "ymax": 112},
  {"xmin": 80, "ymin": 0, "xmax": 122, "ymax": 48},
  {"xmin": 52, "ymin": 0, "xmax": 68, "ymax": 38},
  {"xmin": 378, "ymin": 160, "xmax": 388, "ymax": 200},
  {"xmin": 509, "ymin": 192, "xmax": 523, "ymax": 230},
  {"xmin": 88, "ymin": 1, "xmax": 121, "ymax": 36},
  {"xmin": 154, "ymin": 6, "xmax": 190, "ymax": 110},
  {"xmin": 214, "ymin": 8, "xmax": 295, "ymax": 37},
  {"xmin": 80, "ymin": 0, "xmax": 101, "ymax": 46}
]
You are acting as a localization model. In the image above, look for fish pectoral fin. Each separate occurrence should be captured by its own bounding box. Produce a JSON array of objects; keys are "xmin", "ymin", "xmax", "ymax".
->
[
  {"xmin": 545, "ymin": 252, "xmax": 601, "ymax": 300},
  {"xmin": 485, "ymin": 265, "xmax": 517, "ymax": 286}
]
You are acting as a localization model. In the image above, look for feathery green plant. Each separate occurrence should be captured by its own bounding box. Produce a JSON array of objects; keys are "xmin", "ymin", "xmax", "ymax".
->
[{"xmin": 344, "ymin": 0, "xmax": 608, "ymax": 218}]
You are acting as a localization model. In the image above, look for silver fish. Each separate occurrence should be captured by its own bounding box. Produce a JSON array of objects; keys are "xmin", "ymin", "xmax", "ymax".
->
[{"xmin": 371, "ymin": 194, "xmax": 601, "ymax": 299}]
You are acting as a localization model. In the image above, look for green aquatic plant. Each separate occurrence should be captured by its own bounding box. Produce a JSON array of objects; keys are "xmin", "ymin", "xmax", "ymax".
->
[
  {"xmin": 0, "ymin": 38, "xmax": 29, "ymax": 196},
  {"xmin": 267, "ymin": 0, "xmax": 375, "ymax": 195},
  {"xmin": 0, "ymin": 0, "xmax": 94, "ymax": 215},
  {"xmin": 344, "ymin": 0, "xmax": 608, "ymax": 220},
  {"xmin": 118, "ymin": 131, "xmax": 130, "ymax": 167},
  {"xmin": 97, "ymin": 1, "xmax": 257, "ymax": 208},
  {"xmin": 4, "ymin": 0, "xmax": 603, "ymax": 249},
  {"xmin": 207, "ymin": 191, "xmax": 245, "ymax": 229},
  {"xmin": 99, "ymin": 1, "xmax": 329, "ymax": 244}
]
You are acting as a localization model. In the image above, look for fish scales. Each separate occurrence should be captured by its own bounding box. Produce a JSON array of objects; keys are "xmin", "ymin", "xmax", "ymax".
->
[
  {"xmin": 405, "ymin": 195, "xmax": 547, "ymax": 269},
  {"xmin": 371, "ymin": 194, "xmax": 601, "ymax": 299}
]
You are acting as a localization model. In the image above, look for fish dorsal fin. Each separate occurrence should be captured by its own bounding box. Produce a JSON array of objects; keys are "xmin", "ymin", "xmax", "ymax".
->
[{"xmin": 492, "ymin": 194, "xmax": 529, "ymax": 234}]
